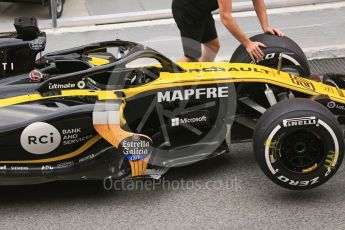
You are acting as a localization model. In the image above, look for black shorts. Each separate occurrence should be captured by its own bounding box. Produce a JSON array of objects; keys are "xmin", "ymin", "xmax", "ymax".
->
[{"xmin": 172, "ymin": 3, "xmax": 218, "ymax": 60}]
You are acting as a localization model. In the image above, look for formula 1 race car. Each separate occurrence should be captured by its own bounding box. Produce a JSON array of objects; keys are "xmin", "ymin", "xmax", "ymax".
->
[{"xmin": 0, "ymin": 17, "xmax": 344, "ymax": 190}]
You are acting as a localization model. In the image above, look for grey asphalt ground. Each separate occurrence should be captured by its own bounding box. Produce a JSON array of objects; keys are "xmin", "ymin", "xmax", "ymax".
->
[
  {"xmin": 1, "ymin": 143, "xmax": 345, "ymax": 230},
  {"xmin": 0, "ymin": 2, "xmax": 345, "ymax": 230}
]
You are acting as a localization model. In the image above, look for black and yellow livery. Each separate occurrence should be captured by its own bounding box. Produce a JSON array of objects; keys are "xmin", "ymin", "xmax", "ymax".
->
[{"xmin": 0, "ymin": 18, "xmax": 344, "ymax": 190}]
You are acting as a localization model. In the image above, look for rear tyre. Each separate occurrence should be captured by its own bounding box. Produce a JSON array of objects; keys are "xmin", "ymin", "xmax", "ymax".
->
[
  {"xmin": 254, "ymin": 98, "xmax": 344, "ymax": 190},
  {"xmin": 230, "ymin": 33, "xmax": 310, "ymax": 77}
]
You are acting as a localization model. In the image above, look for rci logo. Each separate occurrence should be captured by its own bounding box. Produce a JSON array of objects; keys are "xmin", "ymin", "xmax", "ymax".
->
[{"xmin": 20, "ymin": 122, "xmax": 61, "ymax": 155}]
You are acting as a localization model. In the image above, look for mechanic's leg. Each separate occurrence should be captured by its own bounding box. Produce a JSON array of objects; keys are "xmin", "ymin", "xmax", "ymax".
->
[
  {"xmin": 178, "ymin": 56, "xmax": 198, "ymax": 62},
  {"xmin": 200, "ymin": 38, "xmax": 220, "ymax": 62},
  {"xmin": 178, "ymin": 36, "xmax": 203, "ymax": 62},
  {"xmin": 199, "ymin": 14, "xmax": 219, "ymax": 62},
  {"xmin": 172, "ymin": 2, "xmax": 202, "ymax": 62}
]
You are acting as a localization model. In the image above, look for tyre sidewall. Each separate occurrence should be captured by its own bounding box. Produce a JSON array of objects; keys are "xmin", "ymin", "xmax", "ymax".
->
[
  {"xmin": 254, "ymin": 103, "xmax": 344, "ymax": 190},
  {"xmin": 230, "ymin": 34, "xmax": 310, "ymax": 77}
]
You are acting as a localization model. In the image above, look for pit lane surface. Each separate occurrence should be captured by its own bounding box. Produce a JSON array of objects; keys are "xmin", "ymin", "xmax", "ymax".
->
[
  {"xmin": 43, "ymin": 2, "xmax": 345, "ymax": 60},
  {"xmin": 1, "ymin": 144, "xmax": 344, "ymax": 229}
]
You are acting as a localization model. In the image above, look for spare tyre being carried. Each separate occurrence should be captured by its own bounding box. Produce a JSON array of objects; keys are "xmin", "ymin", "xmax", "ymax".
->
[{"xmin": 230, "ymin": 34, "xmax": 311, "ymax": 77}]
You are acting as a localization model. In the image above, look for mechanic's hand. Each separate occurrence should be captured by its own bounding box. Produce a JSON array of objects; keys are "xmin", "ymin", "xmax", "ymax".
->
[
  {"xmin": 244, "ymin": 41, "xmax": 266, "ymax": 62},
  {"xmin": 264, "ymin": 27, "xmax": 284, "ymax": 37}
]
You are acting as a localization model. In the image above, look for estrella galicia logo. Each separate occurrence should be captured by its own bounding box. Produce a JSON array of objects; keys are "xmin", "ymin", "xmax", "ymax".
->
[
  {"xmin": 119, "ymin": 135, "xmax": 152, "ymax": 161},
  {"xmin": 20, "ymin": 122, "xmax": 61, "ymax": 154}
]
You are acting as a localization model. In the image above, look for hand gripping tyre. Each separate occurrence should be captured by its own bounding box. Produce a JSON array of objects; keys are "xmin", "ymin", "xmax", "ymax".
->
[
  {"xmin": 254, "ymin": 98, "xmax": 344, "ymax": 190},
  {"xmin": 230, "ymin": 33, "xmax": 311, "ymax": 77}
]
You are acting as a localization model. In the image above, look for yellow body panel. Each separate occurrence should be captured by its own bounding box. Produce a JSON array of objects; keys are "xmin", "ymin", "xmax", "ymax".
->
[
  {"xmin": 0, "ymin": 62, "xmax": 343, "ymax": 108},
  {"xmin": 126, "ymin": 62, "xmax": 345, "ymax": 103}
]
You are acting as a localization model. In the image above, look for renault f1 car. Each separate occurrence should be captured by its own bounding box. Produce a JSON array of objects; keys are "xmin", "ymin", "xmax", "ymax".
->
[{"xmin": 0, "ymin": 18, "xmax": 344, "ymax": 190}]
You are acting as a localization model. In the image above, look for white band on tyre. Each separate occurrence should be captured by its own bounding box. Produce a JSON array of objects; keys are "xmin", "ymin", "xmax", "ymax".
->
[
  {"xmin": 265, "ymin": 124, "xmax": 282, "ymax": 175},
  {"xmin": 318, "ymin": 119, "xmax": 339, "ymax": 167},
  {"xmin": 264, "ymin": 119, "xmax": 339, "ymax": 177},
  {"xmin": 282, "ymin": 53, "xmax": 301, "ymax": 66}
]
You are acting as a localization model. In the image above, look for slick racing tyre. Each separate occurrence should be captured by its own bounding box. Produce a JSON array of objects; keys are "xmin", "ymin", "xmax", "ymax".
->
[
  {"xmin": 230, "ymin": 33, "xmax": 310, "ymax": 77},
  {"xmin": 254, "ymin": 98, "xmax": 344, "ymax": 190}
]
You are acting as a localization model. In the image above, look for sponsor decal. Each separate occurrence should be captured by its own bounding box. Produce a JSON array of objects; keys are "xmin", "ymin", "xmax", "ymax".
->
[
  {"xmin": 327, "ymin": 101, "xmax": 345, "ymax": 111},
  {"xmin": 77, "ymin": 80, "xmax": 86, "ymax": 89},
  {"xmin": 157, "ymin": 87, "xmax": 229, "ymax": 103},
  {"xmin": 324, "ymin": 151, "xmax": 336, "ymax": 176},
  {"xmin": 79, "ymin": 154, "xmax": 96, "ymax": 163},
  {"xmin": 29, "ymin": 38, "xmax": 45, "ymax": 52},
  {"xmin": 20, "ymin": 122, "xmax": 61, "ymax": 155},
  {"xmin": 324, "ymin": 86, "xmax": 334, "ymax": 94},
  {"xmin": 277, "ymin": 175, "xmax": 319, "ymax": 187},
  {"xmin": 1, "ymin": 62, "xmax": 14, "ymax": 71},
  {"xmin": 0, "ymin": 165, "xmax": 6, "ymax": 171},
  {"xmin": 62, "ymin": 128, "xmax": 93, "ymax": 146},
  {"xmin": 48, "ymin": 81, "xmax": 86, "ymax": 90},
  {"xmin": 290, "ymin": 75, "xmax": 315, "ymax": 91},
  {"xmin": 56, "ymin": 161, "xmax": 74, "ymax": 169},
  {"xmin": 49, "ymin": 83, "xmax": 76, "ymax": 90},
  {"xmin": 171, "ymin": 118, "xmax": 180, "ymax": 127},
  {"xmin": 264, "ymin": 53, "xmax": 276, "ymax": 60},
  {"xmin": 41, "ymin": 165, "xmax": 54, "ymax": 171},
  {"xmin": 119, "ymin": 135, "xmax": 152, "ymax": 161},
  {"xmin": 171, "ymin": 115, "xmax": 207, "ymax": 127},
  {"xmin": 10, "ymin": 166, "xmax": 29, "ymax": 171},
  {"xmin": 189, "ymin": 66, "xmax": 270, "ymax": 74},
  {"xmin": 282, "ymin": 117, "xmax": 317, "ymax": 127},
  {"xmin": 327, "ymin": 101, "xmax": 336, "ymax": 109},
  {"xmin": 29, "ymin": 70, "xmax": 44, "ymax": 82}
]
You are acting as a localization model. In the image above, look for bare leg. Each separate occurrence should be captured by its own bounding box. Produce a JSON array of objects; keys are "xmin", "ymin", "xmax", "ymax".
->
[
  {"xmin": 200, "ymin": 38, "xmax": 220, "ymax": 62},
  {"xmin": 177, "ymin": 56, "xmax": 198, "ymax": 62}
]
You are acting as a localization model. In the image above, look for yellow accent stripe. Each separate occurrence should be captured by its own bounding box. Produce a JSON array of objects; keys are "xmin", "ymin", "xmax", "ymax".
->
[
  {"xmin": 0, "ymin": 135, "xmax": 102, "ymax": 164},
  {"xmin": 0, "ymin": 90, "xmax": 118, "ymax": 108},
  {"xmin": 1, "ymin": 78, "xmax": 345, "ymax": 107}
]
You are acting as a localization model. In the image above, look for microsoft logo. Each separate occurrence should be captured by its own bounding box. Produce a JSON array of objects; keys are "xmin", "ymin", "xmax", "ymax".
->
[
  {"xmin": 171, "ymin": 118, "xmax": 180, "ymax": 127},
  {"xmin": 171, "ymin": 115, "xmax": 208, "ymax": 127}
]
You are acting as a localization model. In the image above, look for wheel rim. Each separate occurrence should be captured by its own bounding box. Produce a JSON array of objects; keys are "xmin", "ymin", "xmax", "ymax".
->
[{"xmin": 280, "ymin": 130, "xmax": 325, "ymax": 174}]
